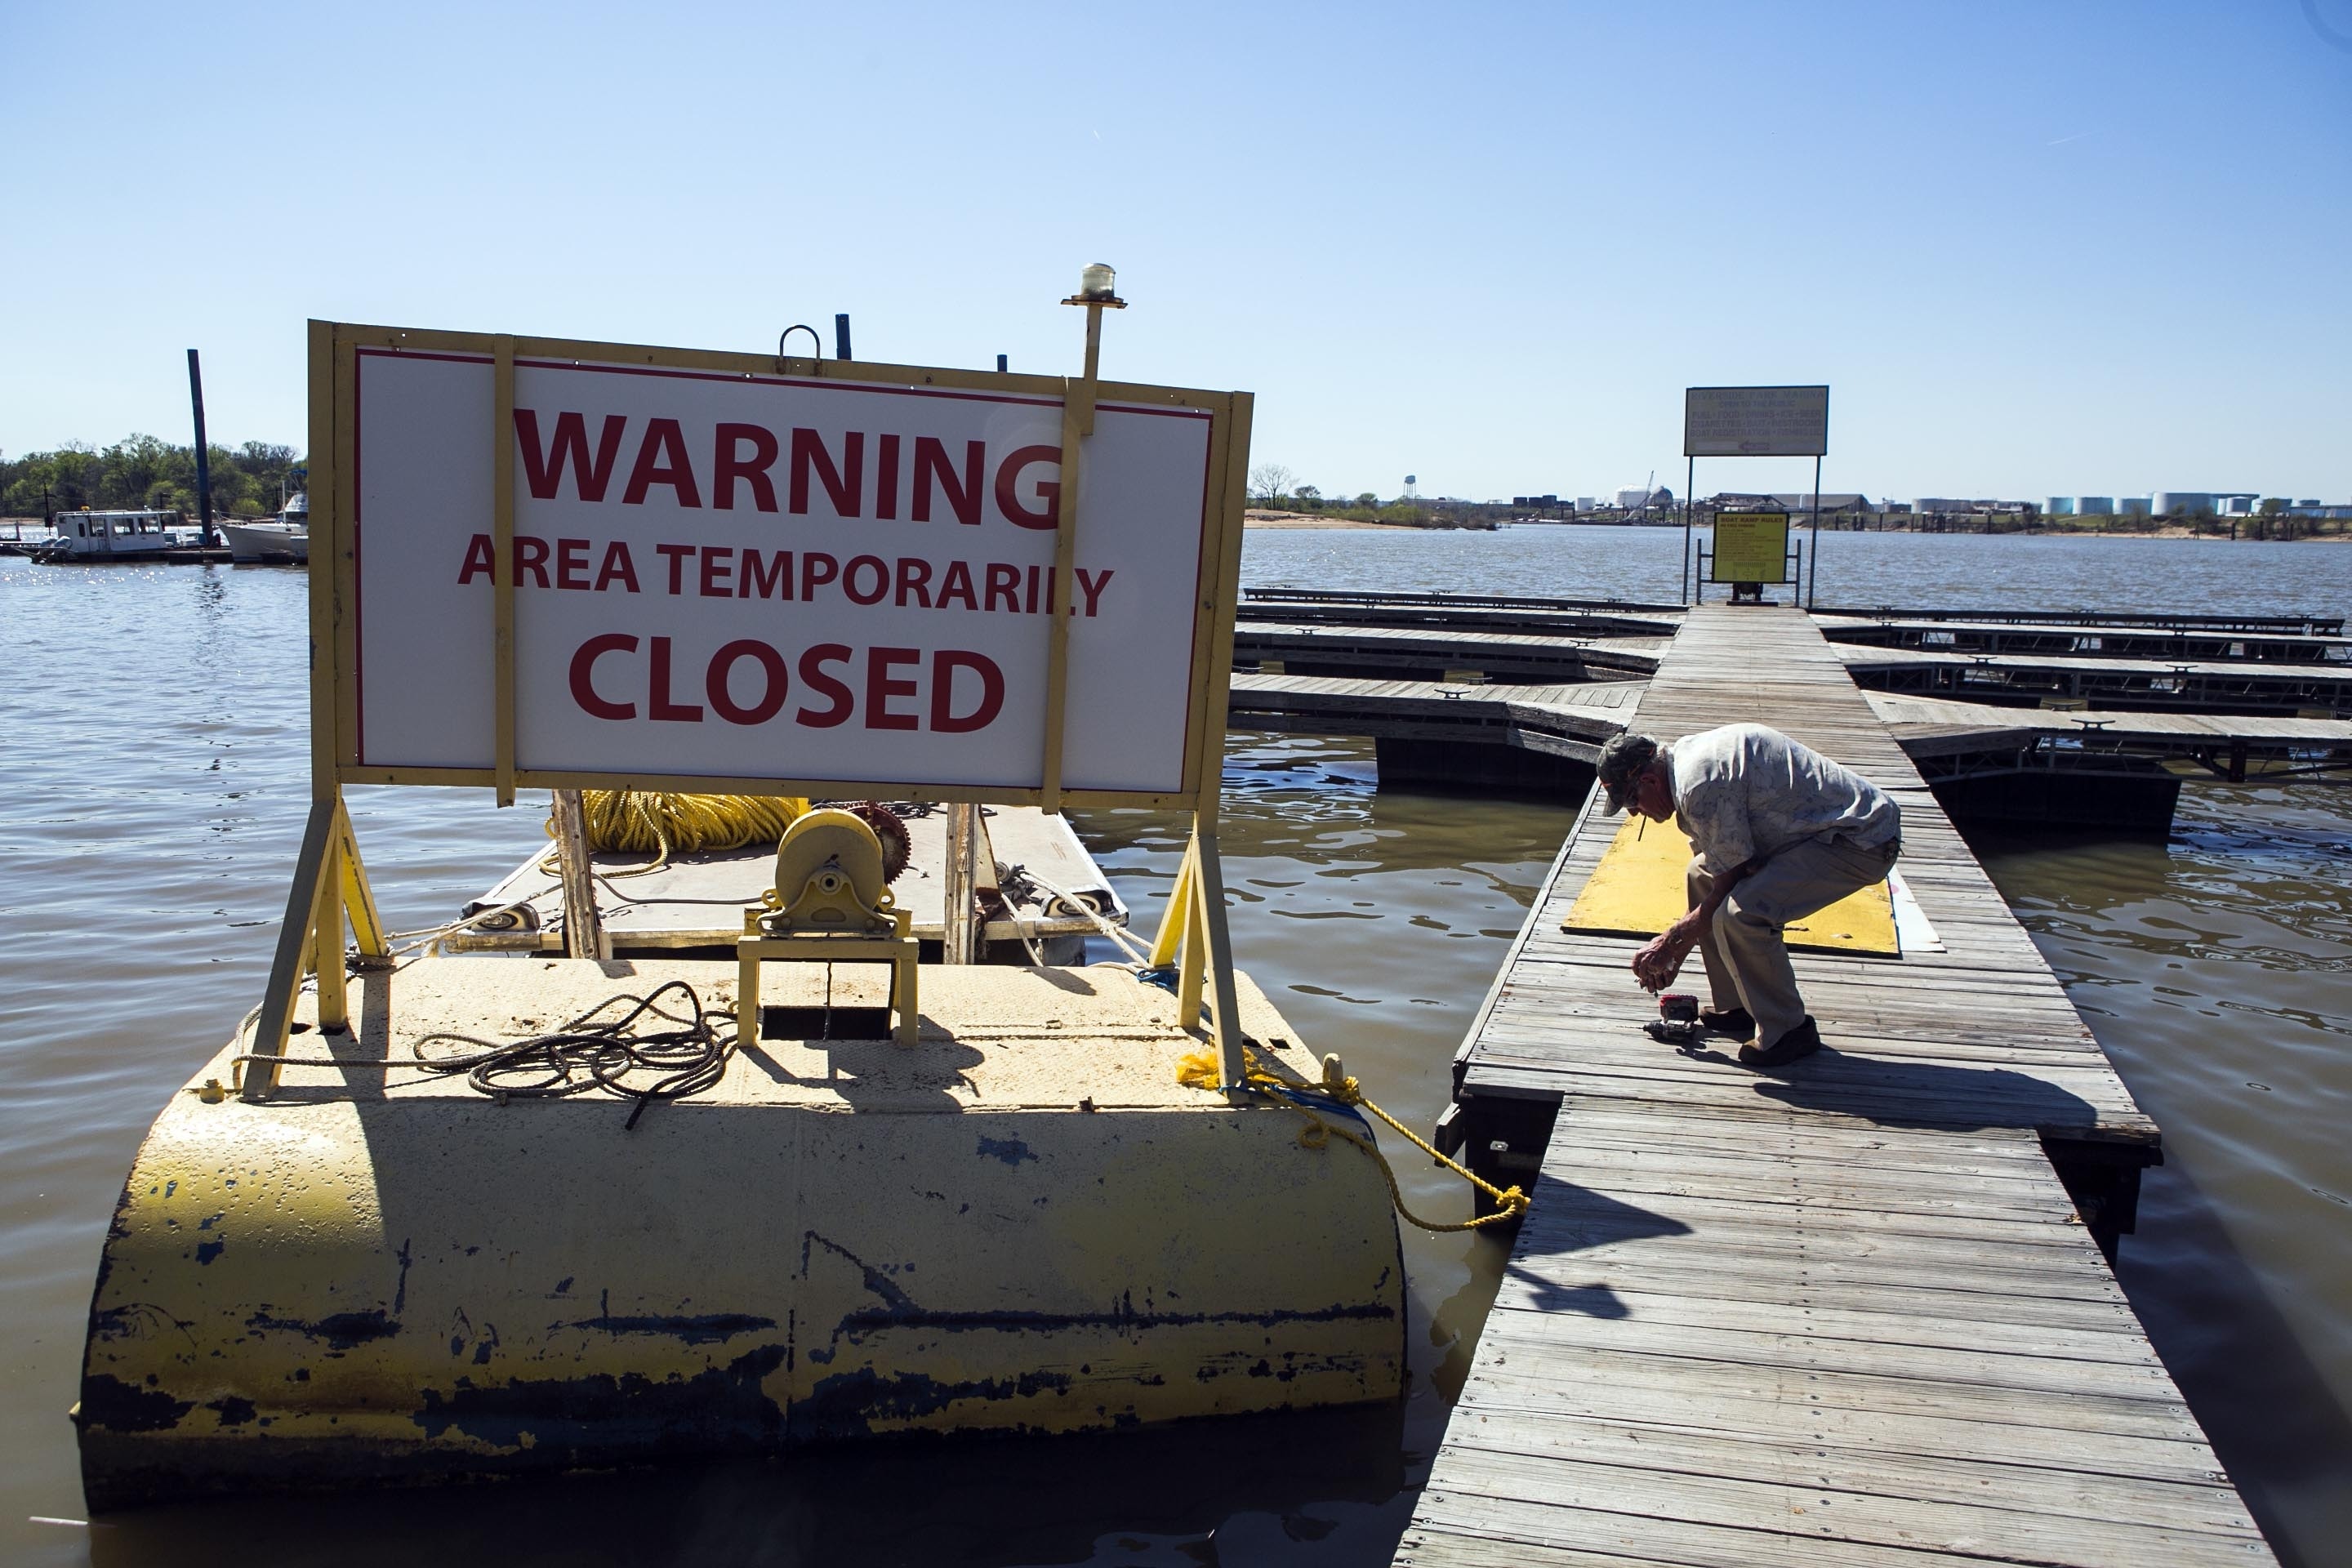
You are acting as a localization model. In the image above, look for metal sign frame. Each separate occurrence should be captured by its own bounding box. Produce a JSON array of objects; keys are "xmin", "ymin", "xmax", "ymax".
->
[
  {"xmin": 1706, "ymin": 510, "xmax": 1794, "ymax": 585},
  {"xmin": 1677, "ymin": 384, "xmax": 1832, "ymax": 608},
  {"xmin": 308, "ymin": 321, "xmax": 1250, "ymax": 814},
  {"xmin": 1682, "ymin": 385, "xmax": 1829, "ymax": 458},
  {"xmin": 247, "ymin": 310, "xmax": 1259, "ymax": 1098}
]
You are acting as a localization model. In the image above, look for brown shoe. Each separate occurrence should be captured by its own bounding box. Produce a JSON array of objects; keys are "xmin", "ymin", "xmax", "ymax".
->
[
  {"xmin": 1699, "ymin": 1006, "xmax": 1754, "ymax": 1037},
  {"xmin": 1739, "ymin": 1017, "xmax": 1822, "ymax": 1069}
]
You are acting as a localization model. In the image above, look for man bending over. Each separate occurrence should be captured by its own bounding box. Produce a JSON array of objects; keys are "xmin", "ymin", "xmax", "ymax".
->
[{"xmin": 1594, "ymin": 724, "xmax": 1900, "ymax": 1068}]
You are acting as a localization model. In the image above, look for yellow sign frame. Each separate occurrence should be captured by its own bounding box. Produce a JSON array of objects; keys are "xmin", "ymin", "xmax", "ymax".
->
[
  {"xmin": 247, "ymin": 311, "xmax": 1259, "ymax": 1099},
  {"xmin": 305, "ymin": 320, "xmax": 1252, "ymax": 817},
  {"xmin": 1709, "ymin": 510, "xmax": 1793, "ymax": 585}
]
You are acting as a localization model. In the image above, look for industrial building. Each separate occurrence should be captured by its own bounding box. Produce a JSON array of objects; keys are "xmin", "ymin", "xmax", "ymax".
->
[
  {"xmin": 1708, "ymin": 492, "xmax": 1880, "ymax": 524},
  {"xmin": 1910, "ymin": 497, "xmax": 2038, "ymax": 522}
]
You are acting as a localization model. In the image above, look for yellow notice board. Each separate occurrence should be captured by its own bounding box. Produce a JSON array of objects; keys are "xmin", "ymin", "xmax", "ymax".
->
[
  {"xmin": 1710, "ymin": 511, "xmax": 1791, "ymax": 584},
  {"xmin": 1562, "ymin": 813, "xmax": 1897, "ymax": 956}
]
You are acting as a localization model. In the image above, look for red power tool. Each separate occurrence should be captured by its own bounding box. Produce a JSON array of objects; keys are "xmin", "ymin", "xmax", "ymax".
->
[{"xmin": 1646, "ymin": 992, "xmax": 1701, "ymax": 1044}]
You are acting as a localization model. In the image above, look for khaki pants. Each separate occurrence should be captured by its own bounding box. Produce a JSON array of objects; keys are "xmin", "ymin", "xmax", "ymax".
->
[{"xmin": 1686, "ymin": 834, "xmax": 1900, "ymax": 1050}]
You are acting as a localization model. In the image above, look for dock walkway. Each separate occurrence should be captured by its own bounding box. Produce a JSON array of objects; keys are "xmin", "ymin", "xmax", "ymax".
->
[{"xmin": 1401, "ymin": 606, "xmax": 2273, "ymax": 1566}]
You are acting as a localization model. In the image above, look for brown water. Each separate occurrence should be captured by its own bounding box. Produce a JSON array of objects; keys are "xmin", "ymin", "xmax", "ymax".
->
[{"xmin": 2, "ymin": 527, "xmax": 2346, "ymax": 1566}]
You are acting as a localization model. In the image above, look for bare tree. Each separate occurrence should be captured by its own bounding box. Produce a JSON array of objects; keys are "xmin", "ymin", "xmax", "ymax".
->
[{"xmin": 1250, "ymin": 463, "xmax": 1296, "ymax": 504}]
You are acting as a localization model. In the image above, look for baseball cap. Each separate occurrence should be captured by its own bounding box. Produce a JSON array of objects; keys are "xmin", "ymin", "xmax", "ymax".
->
[{"xmin": 1595, "ymin": 732, "xmax": 1659, "ymax": 815}]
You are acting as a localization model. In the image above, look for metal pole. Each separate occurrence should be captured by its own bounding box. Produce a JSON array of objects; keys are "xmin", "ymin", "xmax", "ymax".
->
[
  {"xmin": 550, "ymin": 790, "xmax": 605, "ymax": 959},
  {"xmin": 186, "ymin": 350, "xmax": 216, "ymax": 548},
  {"xmin": 1807, "ymin": 454, "xmax": 1823, "ymax": 609},
  {"xmin": 834, "ymin": 314, "xmax": 853, "ymax": 361},
  {"xmin": 942, "ymin": 802, "xmax": 980, "ymax": 964},
  {"xmin": 996, "ymin": 354, "xmax": 1008, "ymax": 374},
  {"xmin": 1682, "ymin": 455, "xmax": 1695, "ymax": 606}
]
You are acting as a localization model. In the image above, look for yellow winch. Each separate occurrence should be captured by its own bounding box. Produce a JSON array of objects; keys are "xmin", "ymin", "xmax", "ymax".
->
[{"xmin": 739, "ymin": 809, "xmax": 920, "ymax": 1045}]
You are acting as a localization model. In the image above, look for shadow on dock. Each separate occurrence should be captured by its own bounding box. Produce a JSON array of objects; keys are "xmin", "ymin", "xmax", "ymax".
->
[{"xmin": 1659, "ymin": 1040, "xmax": 2105, "ymax": 1135}]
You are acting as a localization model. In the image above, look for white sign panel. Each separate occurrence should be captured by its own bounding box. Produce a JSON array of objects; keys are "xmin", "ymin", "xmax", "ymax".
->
[
  {"xmin": 350, "ymin": 350, "xmax": 1218, "ymax": 794},
  {"xmin": 1683, "ymin": 385, "xmax": 1829, "ymax": 457}
]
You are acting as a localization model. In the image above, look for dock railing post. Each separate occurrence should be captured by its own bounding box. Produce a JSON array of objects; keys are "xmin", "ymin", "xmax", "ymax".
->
[
  {"xmin": 186, "ymin": 350, "xmax": 216, "ymax": 549},
  {"xmin": 491, "ymin": 336, "xmax": 519, "ymax": 808},
  {"xmin": 943, "ymin": 802, "xmax": 981, "ymax": 964},
  {"xmin": 551, "ymin": 789, "xmax": 605, "ymax": 959},
  {"xmin": 1682, "ymin": 455, "xmax": 1695, "ymax": 606},
  {"xmin": 1040, "ymin": 265, "xmax": 1125, "ymax": 814},
  {"xmin": 1191, "ymin": 825, "xmax": 1248, "ymax": 1094},
  {"xmin": 1808, "ymin": 454, "xmax": 1823, "ymax": 609}
]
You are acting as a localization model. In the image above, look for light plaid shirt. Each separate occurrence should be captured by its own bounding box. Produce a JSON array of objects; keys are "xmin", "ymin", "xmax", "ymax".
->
[{"xmin": 1666, "ymin": 724, "xmax": 1900, "ymax": 871}]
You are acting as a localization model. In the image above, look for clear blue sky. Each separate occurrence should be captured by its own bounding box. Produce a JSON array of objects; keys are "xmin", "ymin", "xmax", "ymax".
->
[{"xmin": 4, "ymin": 0, "xmax": 2347, "ymax": 503}]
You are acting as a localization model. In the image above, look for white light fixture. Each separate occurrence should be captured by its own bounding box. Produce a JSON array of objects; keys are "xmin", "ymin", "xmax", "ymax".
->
[{"xmin": 1064, "ymin": 263, "xmax": 1125, "ymax": 310}]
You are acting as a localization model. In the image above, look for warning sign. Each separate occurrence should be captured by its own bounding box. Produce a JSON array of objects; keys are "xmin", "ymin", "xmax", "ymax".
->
[{"xmin": 313, "ymin": 325, "xmax": 1248, "ymax": 806}]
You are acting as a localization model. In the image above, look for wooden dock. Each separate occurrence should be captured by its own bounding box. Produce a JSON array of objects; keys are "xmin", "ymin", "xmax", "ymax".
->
[
  {"xmin": 1220, "ymin": 598, "xmax": 2347, "ymax": 811},
  {"xmin": 1401, "ymin": 606, "xmax": 2275, "ymax": 1567},
  {"xmin": 1838, "ymin": 642, "xmax": 2352, "ymax": 715},
  {"xmin": 1238, "ymin": 618, "xmax": 1667, "ymax": 682},
  {"xmin": 1815, "ymin": 612, "xmax": 2352, "ymax": 666},
  {"xmin": 1231, "ymin": 670, "xmax": 1638, "ymax": 760},
  {"xmin": 1866, "ymin": 693, "xmax": 2352, "ymax": 764}
]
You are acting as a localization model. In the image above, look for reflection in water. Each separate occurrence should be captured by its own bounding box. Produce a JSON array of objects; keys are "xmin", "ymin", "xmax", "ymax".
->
[
  {"xmin": 4, "ymin": 528, "xmax": 2350, "ymax": 1566},
  {"xmin": 89, "ymin": 1402, "xmax": 1410, "ymax": 1568},
  {"xmin": 1980, "ymin": 787, "xmax": 2352, "ymax": 1566}
]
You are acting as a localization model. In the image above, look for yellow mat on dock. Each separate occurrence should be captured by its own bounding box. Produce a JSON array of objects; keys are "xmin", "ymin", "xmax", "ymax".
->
[{"xmin": 1563, "ymin": 813, "xmax": 1900, "ymax": 956}]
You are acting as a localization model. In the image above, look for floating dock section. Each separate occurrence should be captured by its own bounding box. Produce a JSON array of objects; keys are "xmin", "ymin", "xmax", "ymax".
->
[
  {"xmin": 1224, "ymin": 590, "xmax": 2349, "ymax": 832},
  {"xmin": 1401, "ymin": 606, "xmax": 2276, "ymax": 1567}
]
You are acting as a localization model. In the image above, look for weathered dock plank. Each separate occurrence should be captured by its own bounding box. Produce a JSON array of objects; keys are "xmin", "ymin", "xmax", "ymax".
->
[
  {"xmin": 1815, "ymin": 612, "xmax": 2352, "ymax": 665},
  {"xmin": 1867, "ymin": 692, "xmax": 2352, "ymax": 753},
  {"xmin": 1840, "ymin": 641, "xmax": 2352, "ymax": 714},
  {"xmin": 1404, "ymin": 606, "xmax": 2274, "ymax": 1567},
  {"xmin": 1227, "ymin": 671, "xmax": 1636, "ymax": 760}
]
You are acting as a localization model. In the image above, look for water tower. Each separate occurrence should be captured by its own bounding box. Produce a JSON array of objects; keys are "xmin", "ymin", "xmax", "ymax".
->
[{"xmin": 1403, "ymin": 474, "xmax": 1419, "ymax": 500}]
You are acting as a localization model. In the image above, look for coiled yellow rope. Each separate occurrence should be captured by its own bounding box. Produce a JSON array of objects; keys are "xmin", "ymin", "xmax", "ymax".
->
[
  {"xmin": 1175, "ymin": 1045, "xmax": 1530, "ymax": 1232},
  {"xmin": 541, "ymin": 791, "xmax": 809, "ymax": 877}
]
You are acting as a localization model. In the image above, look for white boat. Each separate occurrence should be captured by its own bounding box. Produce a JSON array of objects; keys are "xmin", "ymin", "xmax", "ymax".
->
[
  {"xmin": 32, "ymin": 510, "xmax": 198, "ymax": 562},
  {"xmin": 220, "ymin": 492, "xmax": 310, "ymax": 564}
]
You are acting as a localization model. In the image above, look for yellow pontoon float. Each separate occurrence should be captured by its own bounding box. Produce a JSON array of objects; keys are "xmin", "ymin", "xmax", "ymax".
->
[{"xmin": 79, "ymin": 286, "xmax": 1433, "ymax": 1506}]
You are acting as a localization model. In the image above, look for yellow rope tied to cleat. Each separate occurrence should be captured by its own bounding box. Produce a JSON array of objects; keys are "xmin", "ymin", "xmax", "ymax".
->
[
  {"xmin": 541, "ymin": 791, "xmax": 809, "ymax": 879},
  {"xmin": 1174, "ymin": 1045, "xmax": 1530, "ymax": 1233}
]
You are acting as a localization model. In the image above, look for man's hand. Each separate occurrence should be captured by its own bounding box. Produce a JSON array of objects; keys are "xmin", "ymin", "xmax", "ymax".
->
[
  {"xmin": 1632, "ymin": 911, "xmax": 1708, "ymax": 992},
  {"xmin": 1632, "ymin": 930, "xmax": 1690, "ymax": 992}
]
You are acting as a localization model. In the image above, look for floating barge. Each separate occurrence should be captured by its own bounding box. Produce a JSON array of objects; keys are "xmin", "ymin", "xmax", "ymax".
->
[
  {"xmin": 81, "ymin": 954, "xmax": 1400, "ymax": 1505},
  {"xmin": 78, "ymin": 305, "xmax": 1419, "ymax": 1508}
]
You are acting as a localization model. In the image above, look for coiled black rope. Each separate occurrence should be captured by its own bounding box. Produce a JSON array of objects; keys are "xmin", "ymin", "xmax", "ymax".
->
[{"xmin": 410, "ymin": 980, "xmax": 729, "ymax": 1130}]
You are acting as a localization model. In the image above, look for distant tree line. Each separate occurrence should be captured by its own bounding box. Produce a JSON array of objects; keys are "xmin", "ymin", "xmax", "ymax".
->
[
  {"xmin": 1, "ymin": 434, "xmax": 305, "ymax": 520},
  {"xmin": 1247, "ymin": 463, "xmax": 1507, "ymax": 528}
]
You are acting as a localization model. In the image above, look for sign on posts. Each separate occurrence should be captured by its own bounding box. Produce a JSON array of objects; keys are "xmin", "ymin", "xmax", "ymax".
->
[
  {"xmin": 311, "ymin": 323, "xmax": 1250, "ymax": 810},
  {"xmin": 1683, "ymin": 385, "xmax": 1829, "ymax": 457},
  {"xmin": 1708, "ymin": 511, "xmax": 1792, "ymax": 584}
]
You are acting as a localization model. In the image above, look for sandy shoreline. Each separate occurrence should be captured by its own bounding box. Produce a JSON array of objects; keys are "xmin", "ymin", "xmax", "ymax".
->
[
  {"xmin": 1242, "ymin": 510, "xmax": 1419, "ymax": 530},
  {"xmin": 1241, "ymin": 510, "xmax": 2346, "ymax": 541}
]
